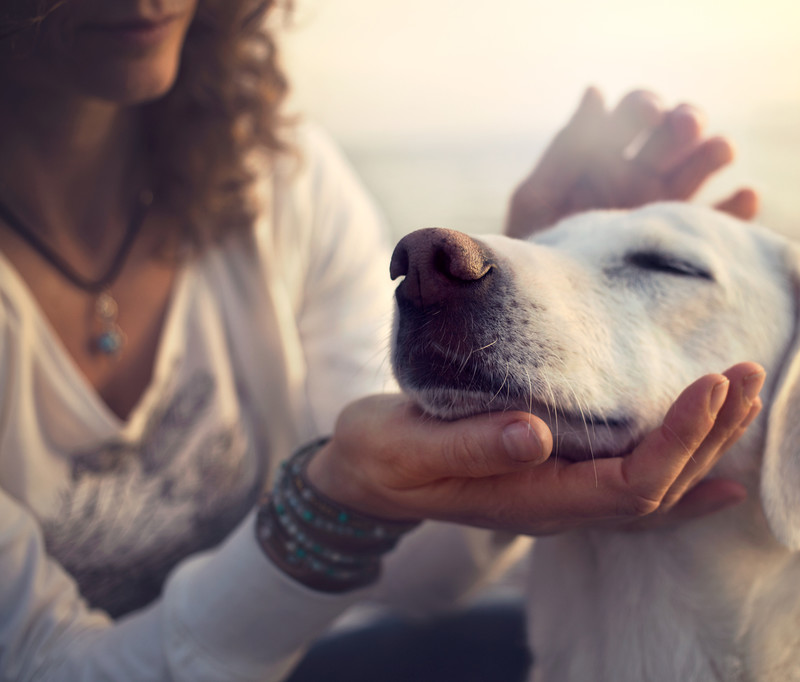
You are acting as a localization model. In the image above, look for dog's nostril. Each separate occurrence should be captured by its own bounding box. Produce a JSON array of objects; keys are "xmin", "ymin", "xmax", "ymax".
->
[
  {"xmin": 390, "ymin": 227, "xmax": 497, "ymax": 306},
  {"xmin": 390, "ymin": 245, "xmax": 409, "ymax": 280},
  {"xmin": 433, "ymin": 244, "xmax": 493, "ymax": 282}
]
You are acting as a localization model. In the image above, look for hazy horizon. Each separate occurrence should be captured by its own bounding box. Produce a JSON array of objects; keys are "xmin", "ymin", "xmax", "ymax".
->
[
  {"xmin": 279, "ymin": 0, "xmax": 800, "ymax": 238},
  {"xmin": 282, "ymin": 0, "xmax": 800, "ymax": 142}
]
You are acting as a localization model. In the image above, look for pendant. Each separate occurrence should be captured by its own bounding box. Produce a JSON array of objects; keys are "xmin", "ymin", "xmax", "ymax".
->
[{"xmin": 93, "ymin": 291, "xmax": 126, "ymax": 356}]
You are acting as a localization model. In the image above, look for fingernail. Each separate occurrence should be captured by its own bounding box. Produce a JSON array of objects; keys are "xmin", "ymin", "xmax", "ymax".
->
[
  {"xmin": 743, "ymin": 370, "xmax": 766, "ymax": 403},
  {"xmin": 503, "ymin": 421, "xmax": 543, "ymax": 462},
  {"xmin": 709, "ymin": 379, "xmax": 730, "ymax": 418}
]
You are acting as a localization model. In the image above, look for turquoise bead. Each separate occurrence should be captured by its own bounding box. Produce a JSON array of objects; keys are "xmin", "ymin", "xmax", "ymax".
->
[{"xmin": 97, "ymin": 330, "xmax": 122, "ymax": 354}]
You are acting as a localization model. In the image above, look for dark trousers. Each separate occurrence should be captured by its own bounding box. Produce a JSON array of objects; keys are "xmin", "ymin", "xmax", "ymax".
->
[{"xmin": 286, "ymin": 598, "xmax": 531, "ymax": 682}]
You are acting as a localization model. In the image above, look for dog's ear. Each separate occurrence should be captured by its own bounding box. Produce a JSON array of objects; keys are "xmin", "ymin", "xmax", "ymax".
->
[{"xmin": 761, "ymin": 247, "xmax": 800, "ymax": 551}]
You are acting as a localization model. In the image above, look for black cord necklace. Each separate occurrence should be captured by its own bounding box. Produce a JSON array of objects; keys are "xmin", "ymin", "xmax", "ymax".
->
[{"xmin": 0, "ymin": 189, "xmax": 153, "ymax": 356}]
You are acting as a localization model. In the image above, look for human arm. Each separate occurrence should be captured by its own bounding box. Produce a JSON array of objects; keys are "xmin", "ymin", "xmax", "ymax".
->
[
  {"xmin": 506, "ymin": 88, "xmax": 759, "ymax": 239},
  {"xmin": 271, "ymin": 124, "xmax": 531, "ymax": 611},
  {"xmin": 0, "ymin": 482, "xmax": 376, "ymax": 682}
]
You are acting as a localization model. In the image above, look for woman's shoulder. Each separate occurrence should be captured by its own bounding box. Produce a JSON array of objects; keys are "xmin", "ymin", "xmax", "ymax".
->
[
  {"xmin": 268, "ymin": 121, "xmax": 376, "ymax": 209},
  {"xmin": 256, "ymin": 120, "xmax": 389, "ymax": 258}
]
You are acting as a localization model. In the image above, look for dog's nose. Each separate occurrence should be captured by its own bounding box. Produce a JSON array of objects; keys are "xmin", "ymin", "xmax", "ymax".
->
[{"xmin": 390, "ymin": 227, "xmax": 495, "ymax": 306}]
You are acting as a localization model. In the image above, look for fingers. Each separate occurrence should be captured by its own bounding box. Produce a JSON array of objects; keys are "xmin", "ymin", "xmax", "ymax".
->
[
  {"xmin": 605, "ymin": 89, "xmax": 664, "ymax": 151},
  {"xmin": 634, "ymin": 104, "xmax": 706, "ymax": 173},
  {"xmin": 717, "ymin": 397, "xmax": 762, "ymax": 453},
  {"xmin": 663, "ymin": 478, "xmax": 749, "ymax": 522},
  {"xmin": 624, "ymin": 478, "xmax": 748, "ymax": 531},
  {"xmin": 506, "ymin": 87, "xmax": 749, "ymax": 239},
  {"xmin": 609, "ymin": 372, "xmax": 731, "ymax": 515},
  {"xmin": 658, "ymin": 364, "xmax": 765, "ymax": 509},
  {"xmin": 714, "ymin": 188, "xmax": 760, "ymax": 220},
  {"xmin": 506, "ymin": 87, "xmax": 605, "ymax": 238},
  {"xmin": 476, "ymin": 373, "xmax": 723, "ymax": 526},
  {"xmin": 555, "ymin": 85, "xmax": 607, "ymax": 152},
  {"xmin": 665, "ymin": 136, "xmax": 734, "ymax": 199},
  {"xmin": 550, "ymin": 366, "xmax": 755, "ymax": 522}
]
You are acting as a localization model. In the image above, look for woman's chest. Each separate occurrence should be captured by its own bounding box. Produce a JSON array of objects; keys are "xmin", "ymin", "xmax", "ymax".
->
[
  {"xmin": 2, "ymin": 235, "xmax": 180, "ymax": 421},
  {"xmin": 0, "ymin": 246, "xmax": 282, "ymax": 616},
  {"xmin": 40, "ymin": 364, "xmax": 264, "ymax": 616}
]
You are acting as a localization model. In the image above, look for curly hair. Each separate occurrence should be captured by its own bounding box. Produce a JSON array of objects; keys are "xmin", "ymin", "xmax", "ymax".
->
[
  {"xmin": 1, "ymin": 0, "xmax": 295, "ymax": 251},
  {"xmin": 146, "ymin": 0, "xmax": 295, "ymax": 250}
]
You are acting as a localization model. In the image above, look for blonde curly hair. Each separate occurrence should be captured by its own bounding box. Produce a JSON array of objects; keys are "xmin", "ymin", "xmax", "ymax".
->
[{"xmin": 1, "ymin": 0, "xmax": 295, "ymax": 250}]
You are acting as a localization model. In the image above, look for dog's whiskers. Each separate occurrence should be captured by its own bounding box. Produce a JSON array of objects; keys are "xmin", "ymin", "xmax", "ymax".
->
[
  {"xmin": 567, "ymin": 382, "xmax": 599, "ymax": 486},
  {"xmin": 488, "ymin": 361, "xmax": 511, "ymax": 405},
  {"xmin": 541, "ymin": 372, "xmax": 561, "ymax": 466},
  {"xmin": 456, "ymin": 338, "xmax": 499, "ymax": 376}
]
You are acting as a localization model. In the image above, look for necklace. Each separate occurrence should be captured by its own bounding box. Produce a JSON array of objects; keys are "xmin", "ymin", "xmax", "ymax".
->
[{"xmin": 0, "ymin": 189, "xmax": 153, "ymax": 357}]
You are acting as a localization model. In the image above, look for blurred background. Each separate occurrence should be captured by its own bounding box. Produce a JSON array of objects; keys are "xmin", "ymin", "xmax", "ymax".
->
[{"xmin": 280, "ymin": 0, "xmax": 800, "ymax": 241}]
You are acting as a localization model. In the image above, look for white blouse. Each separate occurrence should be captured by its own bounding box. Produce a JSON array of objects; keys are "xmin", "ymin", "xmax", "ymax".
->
[{"xmin": 0, "ymin": 125, "xmax": 519, "ymax": 681}]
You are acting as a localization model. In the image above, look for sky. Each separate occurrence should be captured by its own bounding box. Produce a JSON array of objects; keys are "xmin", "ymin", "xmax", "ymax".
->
[{"xmin": 280, "ymin": 0, "xmax": 800, "ymax": 143}]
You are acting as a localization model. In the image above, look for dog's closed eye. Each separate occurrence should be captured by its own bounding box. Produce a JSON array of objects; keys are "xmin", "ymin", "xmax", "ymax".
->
[{"xmin": 625, "ymin": 251, "xmax": 714, "ymax": 281}]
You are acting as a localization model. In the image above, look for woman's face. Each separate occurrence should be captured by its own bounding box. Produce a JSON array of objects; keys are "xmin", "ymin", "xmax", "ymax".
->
[{"xmin": 3, "ymin": 0, "xmax": 199, "ymax": 105}]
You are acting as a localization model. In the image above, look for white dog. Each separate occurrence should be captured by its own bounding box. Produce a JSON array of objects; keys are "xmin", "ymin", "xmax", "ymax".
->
[{"xmin": 389, "ymin": 202, "xmax": 800, "ymax": 682}]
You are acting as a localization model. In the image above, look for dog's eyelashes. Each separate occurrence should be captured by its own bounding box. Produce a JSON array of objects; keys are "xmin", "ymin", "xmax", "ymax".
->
[{"xmin": 625, "ymin": 251, "xmax": 714, "ymax": 281}]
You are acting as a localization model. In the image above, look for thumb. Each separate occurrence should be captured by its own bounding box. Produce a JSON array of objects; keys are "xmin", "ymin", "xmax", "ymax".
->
[
  {"xmin": 333, "ymin": 395, "xmax": 553, "ymax": 486},
  {"xmin": 419, "ymin": 411, "xmax": 553, "ymax": 480}
]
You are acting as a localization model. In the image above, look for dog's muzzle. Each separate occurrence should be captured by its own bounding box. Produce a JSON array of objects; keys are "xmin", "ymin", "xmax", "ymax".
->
[{"xmin": 390, "ymin": 228, "xmax": 514, "ymax": 398}]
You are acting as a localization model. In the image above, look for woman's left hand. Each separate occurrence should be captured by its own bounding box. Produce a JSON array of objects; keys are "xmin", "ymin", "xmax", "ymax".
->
[
  {"xmin": 307, "ymin": 363, "xmax": 763, "ymax": 536},
  {"xmin": 506, "ymin": 88, "xmax": 759, "ymax": 239}
]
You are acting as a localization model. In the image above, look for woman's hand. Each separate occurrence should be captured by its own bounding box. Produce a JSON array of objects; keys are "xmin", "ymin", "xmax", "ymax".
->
[
  {"xmin": 307, "ymin": 363, "xmax": 764, "ymax": 536},
  {"xmin": 506, "ymin": 88, "xmax": 759, "ymax": 239}
]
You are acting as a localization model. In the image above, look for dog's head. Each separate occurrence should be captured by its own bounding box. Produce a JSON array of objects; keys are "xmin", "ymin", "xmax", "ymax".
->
[{"xmin": 390, "ymin": 202, "xmax": 800, "ymax": 548}]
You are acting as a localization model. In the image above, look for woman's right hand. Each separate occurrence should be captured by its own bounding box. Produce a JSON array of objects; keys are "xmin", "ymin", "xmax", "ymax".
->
[
  {"xmin": 505, "ymin": 88, "xmax": 759, "ymax": 240},
  {"xmin": 306, "ymin": 362, "xmax": 764, "ymax": 536}
]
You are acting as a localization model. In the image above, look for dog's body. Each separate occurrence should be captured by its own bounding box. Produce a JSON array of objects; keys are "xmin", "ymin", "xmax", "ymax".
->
[{"xmin": 390, "ymin": 203, "xmax": 800, "ymax": 681}]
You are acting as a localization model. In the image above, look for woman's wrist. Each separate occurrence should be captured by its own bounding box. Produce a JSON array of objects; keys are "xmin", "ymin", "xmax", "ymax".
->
[{"xmin": 255, "ymin": 438, "xmax": 419, "ymax": 593}]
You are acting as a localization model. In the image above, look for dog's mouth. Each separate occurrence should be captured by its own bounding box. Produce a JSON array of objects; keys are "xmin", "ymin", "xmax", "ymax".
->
[{"xmin": 394, "ymin": 345, "xmax": 637, "ymax": 462}]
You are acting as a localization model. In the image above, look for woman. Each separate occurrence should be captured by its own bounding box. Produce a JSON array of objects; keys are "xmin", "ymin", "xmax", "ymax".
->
[{"xmin": 0, "ymin": 0, "xmax": 763, "ymax": 680}]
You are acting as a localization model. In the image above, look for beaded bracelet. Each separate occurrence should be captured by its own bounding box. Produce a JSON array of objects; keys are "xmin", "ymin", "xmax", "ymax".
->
[{"xmin": 256, "ymin": 437, "xmax": 420, "ymax": 592}]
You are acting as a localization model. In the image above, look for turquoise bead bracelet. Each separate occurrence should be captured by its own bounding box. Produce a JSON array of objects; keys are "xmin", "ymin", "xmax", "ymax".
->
[{"xmin": 256, "ymin": 437, "xmax": 419, "ymax": 592}]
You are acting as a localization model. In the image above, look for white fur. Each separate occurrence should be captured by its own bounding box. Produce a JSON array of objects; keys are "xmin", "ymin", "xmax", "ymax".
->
[{"xmin": 392, "ymin": 203, "xmax": 800, "ymax": 682}]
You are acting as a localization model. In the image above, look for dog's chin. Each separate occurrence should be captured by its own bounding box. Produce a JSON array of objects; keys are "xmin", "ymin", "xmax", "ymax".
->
[
  {"xmin": 409, "ymin": 387, "xmax": 508, "ymax": 421},
  {"xmin": 407, "ymin": 386, "xmax": 637, "ymax": 462}
]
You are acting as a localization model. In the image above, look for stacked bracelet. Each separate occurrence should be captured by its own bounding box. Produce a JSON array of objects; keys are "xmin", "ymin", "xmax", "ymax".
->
[{"xmin": 256, "ymin": 437, "xmax": 420, "ymax": 592}]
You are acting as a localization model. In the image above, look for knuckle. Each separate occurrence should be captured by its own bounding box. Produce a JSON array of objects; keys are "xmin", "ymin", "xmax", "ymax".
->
[
  {"xmin": 663, "ymin": 417, "xmax": 710, "ymax": 455},
  {"xmin": 659, "ymin": 492, "xmax": 681, "ymax": 511},
  {"xmin": 624, "ymin": 492, "xmax": 662, "ymax": 518},
  {"xmin": 450, "ymin": 430, "xmax": 491, "ymax": 477},
  {"xmin": 716, "ymin": 401, "xmax": 749, "ymax": 429}
]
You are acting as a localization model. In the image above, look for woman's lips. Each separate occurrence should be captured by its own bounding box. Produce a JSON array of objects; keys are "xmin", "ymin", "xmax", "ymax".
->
[{"xmin": 79, "ymin": 16, "xmax": 181, "ymax": 50}]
